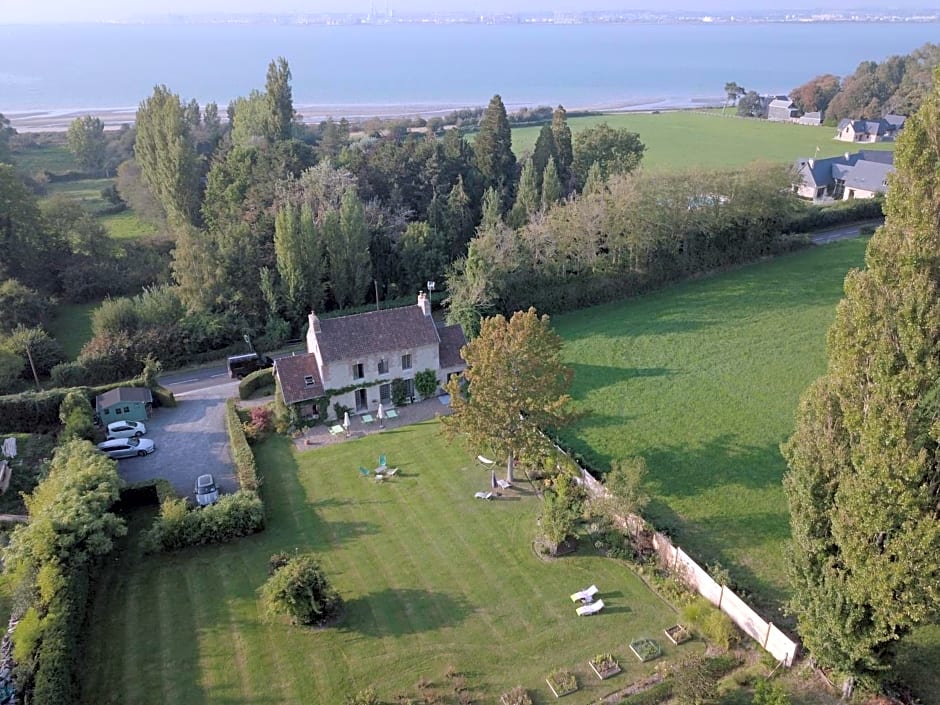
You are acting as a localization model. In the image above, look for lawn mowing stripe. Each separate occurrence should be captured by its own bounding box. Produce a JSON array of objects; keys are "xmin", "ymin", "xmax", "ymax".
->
[{"xmin": 215, "ymin": 557, "xmax": 255, "ymax": 702}]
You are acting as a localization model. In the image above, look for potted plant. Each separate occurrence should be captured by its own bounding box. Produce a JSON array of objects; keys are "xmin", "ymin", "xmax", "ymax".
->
[
  {"xmin": 545, "ymin": 668, "xmax": 578, "ymax": 697},
  {"xmin": 589, "ymin": 653, "xmax": 621, "ymax": 680}
]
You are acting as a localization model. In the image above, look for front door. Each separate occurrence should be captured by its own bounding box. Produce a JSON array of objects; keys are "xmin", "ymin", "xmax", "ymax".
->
[{"xmin": 355, "ymin": 388, "xmax": 368, "ymax": 412}]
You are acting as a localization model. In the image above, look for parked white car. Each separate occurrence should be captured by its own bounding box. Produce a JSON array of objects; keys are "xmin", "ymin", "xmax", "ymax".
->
[
  {"xmin": 106, "ymin": 420, "xmax": 147, "ymax": 439},
  {"xmin": 97, "ymin": 437, "xmax": 155, "ymax": 459},
  {"xmin": 194, "ymin": 474, "xmax": 220, "ymax": 506}
]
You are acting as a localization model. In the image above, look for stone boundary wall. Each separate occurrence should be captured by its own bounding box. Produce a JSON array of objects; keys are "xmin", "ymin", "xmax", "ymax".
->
[{"xmin": 577, "ymin": 466, "xmax": 799, "ymax": 666}]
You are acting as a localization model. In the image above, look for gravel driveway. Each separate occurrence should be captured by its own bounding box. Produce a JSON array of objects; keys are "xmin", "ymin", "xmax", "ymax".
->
[{"xmin": 116, "ymin": 382, "xmax": 239, "ymax": 499}]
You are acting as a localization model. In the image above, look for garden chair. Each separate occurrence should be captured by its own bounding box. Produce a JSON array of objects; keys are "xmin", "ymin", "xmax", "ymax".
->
[
  {"xmin": 576, "ymin": 599, "xmax": 605, "ymax": 616},
  {"xmin": 570, "ymin": 585, "xmax": 599, "ymax": 603},
  {"xmin": 474, "ymin": 491, "xmax": 494, "ymax": 500},
  {"xmin": 379, "ymin": 454, "xmax": 387, "ymax": 468},
  {"xmin": 496, "ymin": 479, "xmax": 512, "ymax": 490},
  {"xmin": 362, "ymin": 414, "xmax": 375, "ymax": 424},
  {"xmin": 359, "ymin": 467, "xmax": 370, "ymax": 478},
  {"xmin": 384, "ymin": 468, "xmax": 398, "ymax": 477},
  {"xmin": 384, "ymin": 409, "xmax": 398, "ymax": 419}
]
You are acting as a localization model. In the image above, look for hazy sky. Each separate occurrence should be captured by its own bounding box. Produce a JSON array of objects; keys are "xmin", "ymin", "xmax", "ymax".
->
[{"xmin": 3, "ymin": 1, "xmax": 936, "ymax": 23}]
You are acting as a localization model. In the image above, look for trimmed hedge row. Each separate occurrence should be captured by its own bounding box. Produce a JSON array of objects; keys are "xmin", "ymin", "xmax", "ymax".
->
[
  {"xmin": 152, "ymin": 384, "xmax": 177, "ymax": 408},
  {"xmin": 141, "ymin": 491, "xmax": 265, "ymax": 552},
  {"xmin": 225, "ymin": 399, "xmax": 260, "ymax": 491},
  {"xmin": 787, "ymin": 197, "xmax": 883, "ymax": 233},
  {"xmin": 238, "ymin": 367, "xmax": 274, "ymax": 400}
]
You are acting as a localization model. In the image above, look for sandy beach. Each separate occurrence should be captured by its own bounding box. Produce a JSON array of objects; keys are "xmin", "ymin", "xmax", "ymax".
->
[{"xmin": 5, "ymin": 96, "xmax": 723, "ymax": 132}]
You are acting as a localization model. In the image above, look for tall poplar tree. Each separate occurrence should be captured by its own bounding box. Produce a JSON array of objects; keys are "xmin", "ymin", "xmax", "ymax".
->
[
  {"xmin": 473, "ymin": 94, "xmax": 516, "ymax": 213},
  {"xmin": 540, "ymin": 157, "xmax": 562, "ymax": 211},
  {"xmin": 532, "ymin": 124, "xmax": 558, "ymax": 191},
  {"xmin": 265, "ymin": 56, "xmax": 295, "ymax": 142},
  {"xmin": 512, "ymin": 158, "xmax": 539, "ymax": 225},
  {"xmin": 327, "ymin": 189, "xmax": 372, "ymax": 308},
  {"xmin": 551, "ymin": 105, "xmax": 574, "ymax": 189},
  {"xmin": 782, "ymin": 67, "xmax": 940, "ymax": 686},
  {"xmin": 134, "ymin": 85, "xmax": 201, "ymax": 225}
]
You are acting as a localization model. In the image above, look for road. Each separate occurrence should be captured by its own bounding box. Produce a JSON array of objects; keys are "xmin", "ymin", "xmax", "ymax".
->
[
  {"xmin": 160, "ymin": 221, "xmax": 882, "ymax": 397},
  {"xmin": 810, "ymin": 219, "xmax": 883, "ymax": 245}
]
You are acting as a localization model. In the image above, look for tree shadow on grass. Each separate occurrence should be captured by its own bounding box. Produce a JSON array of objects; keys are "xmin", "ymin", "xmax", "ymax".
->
[
  {"xmin": 568, "ymin": 362, "xmax": 675, "ymax": 396},
  {"xmin": 341, "ymin": 588, "xmax": 473, "ymax": 638}
]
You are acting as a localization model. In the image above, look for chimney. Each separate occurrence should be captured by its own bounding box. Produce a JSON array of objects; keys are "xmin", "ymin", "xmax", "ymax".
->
[
  {"xmin": 417, "ymin": 291, "xmax": 431, "ymax": 317},
  {"xmin": 808, "ymin": 159, "xmax": 815, "ymax": 168},
  {"xmin": 844, "ymin": 152, "xmax": 850, "ymax": 161},
  {"xmin": 308, "ymin": 310, "xmax": 321, "ymax": 334}
]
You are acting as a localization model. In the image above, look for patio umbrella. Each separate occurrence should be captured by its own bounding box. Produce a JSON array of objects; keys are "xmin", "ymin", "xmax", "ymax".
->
[
  {"xmin": 491, "ymin": 469, "xmax": 498, "ymax": 490},
  {"xmin": 377, "ymin": 403, "xmax": 385, "ymax": 427},
  {"xmin": 343, "ymin": 411, "xmax": 351, "ymax": 435}
]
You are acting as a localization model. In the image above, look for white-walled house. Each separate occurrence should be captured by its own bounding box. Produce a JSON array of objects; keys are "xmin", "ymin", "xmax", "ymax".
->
[
  {"xmin": 793, "ymin": 150, "xmax": 894, "ymax": 202},
  {"xmin": 275, "ymin": 292, "xmax": 466, "ymax": 421}
]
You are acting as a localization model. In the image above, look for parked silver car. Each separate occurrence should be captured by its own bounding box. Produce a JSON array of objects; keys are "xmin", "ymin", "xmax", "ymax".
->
[
  {"xmin": 97, "ymin": 437, "xmax": 156, "ymax": 459},
  {"xmin": 194, "ymin": 474, "xmax": 220, "ymax": 506},
  {"xmin": 106, "ymin": 420, "xmax": 147, "ymax": 439}
]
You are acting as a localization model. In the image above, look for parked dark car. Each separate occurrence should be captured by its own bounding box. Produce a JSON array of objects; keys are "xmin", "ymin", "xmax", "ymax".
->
[{"xmin": 226, "ymin": 353, "xmax": 273, "ymax": 379}]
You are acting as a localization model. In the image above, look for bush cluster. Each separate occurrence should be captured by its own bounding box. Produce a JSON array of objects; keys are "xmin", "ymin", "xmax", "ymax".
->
[
  {"xmin": 225, "ymin": 399, "xmax": 261, "ymax": 491},
  {"xmin": 6, "ymin": 440, "xmax": 125, "ymax": 705},
  {"xmin": 680, "ymin": 597, "xmax": 740, "ymax": 650},
  {"xmin": 260, "ymin": 553, "xmax": 342, "ymax": 626},
  {"xmin": 142, "ymin": 491, "xmax": 265, "ymax": 552},
  {"xmin": 238, "ymin": 367, "xmax": 274, "ymax": 400},
  {"xmin": 786, "ymin": 197, "xmax": 883, "ymax": 232}
]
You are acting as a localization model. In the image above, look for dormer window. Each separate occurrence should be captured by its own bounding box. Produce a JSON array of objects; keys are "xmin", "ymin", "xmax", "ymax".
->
[{"xmin": 304, "ymin": 375, "xmax": 315, "ymax": 387}]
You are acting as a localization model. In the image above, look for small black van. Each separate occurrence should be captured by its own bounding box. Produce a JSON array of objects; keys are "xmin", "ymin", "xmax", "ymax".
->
[{"xmin": 227, "ymin": 353, "xmax": 273, "ymax": 379}]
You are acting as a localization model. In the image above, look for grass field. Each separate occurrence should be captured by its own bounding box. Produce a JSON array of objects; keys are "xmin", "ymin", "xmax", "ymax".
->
[
  {"xmin": 99, "ymin": 209, "xmax": 159, "ymax": 240},
  {"xmin": 511, "ymin": 111, "xmax": 894, "ymax": 170},
  {"xmin": 553, "ymin": 238, "xmax": 869, "ymax": 609},
  {"xmin": 48, "ymin": 302, "xmax": 97, "ymax": 360},
  {"xmin": 44, "ymin": 178, "xmax": 115, "ymax": 213},
  {"xmin": 11, "ymin": 142, "xmax": 77, "ymax": 175},
  {"xmin": 81, "ymin": 422, "xmax": 684, "ymax": 705}
]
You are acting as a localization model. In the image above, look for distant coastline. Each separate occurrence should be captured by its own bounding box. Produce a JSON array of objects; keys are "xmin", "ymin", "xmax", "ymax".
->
[{"xmin": 6, "ymin": 96, "xmax": 725, "ymax": 133}]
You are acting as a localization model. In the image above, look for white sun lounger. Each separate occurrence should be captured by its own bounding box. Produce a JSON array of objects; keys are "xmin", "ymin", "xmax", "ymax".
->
[
  {"xmin": 570, "ymin": 584, "xmax": 599, "ymax": 603},
  {"xmin": 474, "ymin": 491, "xmax": 494, "ymax": 500},
  {"xmin": 496, "ymin": 479, "xmax": 512, "ymax": 490},
  {"xmin": 576, "ymin": 599, "xmax": 605, "ymax": 616},
  {"xmin": 477, "ymin": 455, "xmax": 496, "ymax": 465}
]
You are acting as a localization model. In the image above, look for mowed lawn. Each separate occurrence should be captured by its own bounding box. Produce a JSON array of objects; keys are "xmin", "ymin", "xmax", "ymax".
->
[
  {"xmin": 48, "ymin": 301, "xmax": 97, "ymax": 360},
  {"xmin": 511, "ymin": 111, "xmax": 894, "ymax": 170},
  {"xmin": 81, "ymin": 422, "xmax": 683, "ymax": 705},
  {"xmin": 553, "ymin": 238, "xmax": 869, "ymax": 608},
  {"xmin": 99, "ymin": 209, "xmax": 159, "ymax": 240}
]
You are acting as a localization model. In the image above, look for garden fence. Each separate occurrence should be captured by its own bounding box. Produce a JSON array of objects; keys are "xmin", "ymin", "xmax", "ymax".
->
[{"xmin": 577, "ymin": 468, "xmax": 799, "ymax": 666}]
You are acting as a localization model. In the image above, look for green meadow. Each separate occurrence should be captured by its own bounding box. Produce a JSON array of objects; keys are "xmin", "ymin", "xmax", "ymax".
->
[
  {"xmin": 554, "ymin": 238, "xmax": 869, "ymax": 608},
  {"xmin": 82, "ymin": 423, "xmax": 683, "ymax": 705},
  {"xmin": 511, "ymin": 111, "xmax": 894, "ymax": 170}
]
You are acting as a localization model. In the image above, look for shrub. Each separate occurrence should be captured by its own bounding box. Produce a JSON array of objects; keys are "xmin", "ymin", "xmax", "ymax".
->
[
  {"xmin": 752, "ymin": 679, "xmax": 790, "ymax": 705},
  {"xmin": 260, "ymin": 553, "xmax": 343, "ymax": 626},
  {"xmin": 702, "ymin": 606, "xmax": 738, "ymax": 650},
  {"xmin": 619, "ymin": 681, "xmax": 673, "ymax": 705},
  {"xmin": 225, "ymin": 399, "xmax": 260, "ymax": 491},
  {"xmin": 243, "ymin": 406, "xmax": 274, "ymax": 443},
  {"xmin": 0, "ymin": 349, "xmax": 25, "ymax": 393},
  {"xmin": 2, "ymin": 326, "xmax": 65, "ymax": 378},
  {"xmin": 414, "ymin": 368, "xmax": 438, "ymax": 399},
  {"xmin": 499, "ymin": 686, "xmax": 533, "ymax": 705},
  {"xmin": 58, "ymin": 390, "xmax": 95, "ymax": 442},
  {"xmin": 151, "ymin": 384, "xmax": 176, "ymax": 408},
  {"xmin": 391, "ymin": 377, "xmax": 409, "ymax": 406},
  {"xmin": 142, "ymin": 491, "xmax": 265, "ymax": 552},
  {"xmin": 239, "ymin": 367, "xmax": 274, "ymax": 400},
  {"xmin": 0, "ymin": 279, "xmax": 52, "ymax": 334},
  {"xmin": 344, "ymin": 687, "xmax": 379, "ymax": 705}
]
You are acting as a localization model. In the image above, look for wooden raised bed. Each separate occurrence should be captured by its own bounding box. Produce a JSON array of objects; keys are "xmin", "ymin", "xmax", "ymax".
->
[
  {"xmin": 629, "ymin": 638, "xmax": 661, "ymax": 662},
  {"xmin": 664, "ymin": 624, "xmax": 692, "ymax": 645},
  {"xmin": 589, "ymin": 653, "xmax": 622, "ymax": 680},
  {"xmin": 545, "ymin": 669, "xmax": 579, "ymax": 698}
]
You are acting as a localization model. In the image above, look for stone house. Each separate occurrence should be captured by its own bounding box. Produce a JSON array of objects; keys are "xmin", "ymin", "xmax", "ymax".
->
[
  {"xmin": 275, "ymin": 292, "xmax": 466, "ymax": 421},
  {"xmin": 793, "ymin": 150, "xmax": 894, "ymax": 202},
  {"xmin": 836, "ymin": 115, "xmax": 906, "ymax": 143}
]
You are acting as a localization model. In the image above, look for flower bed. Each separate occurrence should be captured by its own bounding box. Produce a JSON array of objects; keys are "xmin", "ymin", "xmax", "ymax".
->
[
  {"xmin": 664, "ymin": 624, "xmax": 691, "ymax": 645},
  {"xmin": 589, "ymin": 653, "xmax": 622, "ymax": 680},
  {"xmin": 499, "ymin": 686, "xmax": 533, "ymax": 705},
  {"xmin": 545, "ymin": 668, "xmax": 579, "ymax": 698},
  {"xmin": 629, "ymin": 638, "xmax": 661, "ymax": 662}
]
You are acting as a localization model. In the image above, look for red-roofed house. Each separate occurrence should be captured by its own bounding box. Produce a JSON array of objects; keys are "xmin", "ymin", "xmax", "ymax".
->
[{"xmin": 275, "ymin": 292, "xmax": 466, "ymax": 421}]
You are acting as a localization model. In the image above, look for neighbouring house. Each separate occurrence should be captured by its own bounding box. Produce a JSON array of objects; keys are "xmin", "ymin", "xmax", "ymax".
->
[
  {"xmin": 275, "ymin": 292, "xmax": 467, "ymax": 422},
  {"xmin": 798, "ymin": 111, "xmax": 823, "ymax": 126},
  {"xmin": 793, "ymin": 150, "xmax": 895, "ymax": 202},
  {"xmin": 767, "ymin": 98, "xmax": 800, "ymax": 122},
  {"xmin": 95, "ymin": 387, "xmax": 153, "ymax": 424},
  {"xmin": 835, "ymin": 115, "xmax": 906, "ymax": 143}
]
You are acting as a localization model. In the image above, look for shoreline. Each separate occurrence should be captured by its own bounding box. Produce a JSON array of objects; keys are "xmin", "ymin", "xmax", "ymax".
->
[{"xmin": 5, "ymin": 96, "xmax": 725, "ymax": 132}]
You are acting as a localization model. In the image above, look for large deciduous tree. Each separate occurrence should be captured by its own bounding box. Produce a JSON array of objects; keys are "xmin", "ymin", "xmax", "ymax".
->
[
  {"xmin": 788, "ymin": 74, "xmax": 841, "ymax": 114},
  {"xmin": 572, "ymin": 123, "xmax": 645, "ymax": 187},
  {"xmin": 134, "ymin": 85, "xmax": 201, "ymax": 225},
  {"xmin": 442, "ymin": 307, "xmax": 574, "ymax": 481},
  {"xmin": 473, "ymin": 94, "xmax": 517, "ymax": 213},
  {"xmin": 326, "ymin": 188, "xmax": 372, "ymax": 308},
  {"xmin": 782, "ymin": 67, "xmax": 940, "ymax": 686},
  {"xmin": 66, "ymin": 115, "xmax": 107, "ymax": 173}
]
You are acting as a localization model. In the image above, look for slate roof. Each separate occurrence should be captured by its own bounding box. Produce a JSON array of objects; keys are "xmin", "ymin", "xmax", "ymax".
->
[
  {"xmin": 95, "ymin": 386, "xmax": 153, "ymax": 410},
  {"xmin": 275, "ymin": 354, "xmax": 325, "ymax": 404},
  {"xmin": 884, "ymin": 114, "xmax": 906, "ymax": 129},
  {"xmin": 316, "ymin": 306, "xmax": 440, "ymax": 364},
  {"xmin": 437, "ymin": 324, "xmax": 468, "ymax": 370},
  {"xmin": 843, "ymin": 159, "xmax": 893, "ymax": 191},
  {"xmin": 857, "ymin": 150, "xmax": 894, "ymax": 165},
  {"xmin": 795, "ymin": 151, "xmax": 895, "ymax": 194}
]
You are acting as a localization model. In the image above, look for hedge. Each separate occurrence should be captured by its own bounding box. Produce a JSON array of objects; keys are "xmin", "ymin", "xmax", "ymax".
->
[
  {"xmin": 142, "ymin": 491, "xmax": 265, "ymax": 552},
  {"xmin": 787, "ymin": 197, "xmax": 883, "ymax": 233},
  {"xmin": 238, "ymin": 367, "xmax": 274, "ymax": 400},
  {"xmin": 618, "ymin": 681, "xmax": 673, "ymax": 705},
  {"xmin": 225, "ymin": 399, "xmax": 260, "ymax": 491},
  {"xmin": 152, "ymin": 384, "xmax": 177, "ymax": 408}
]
